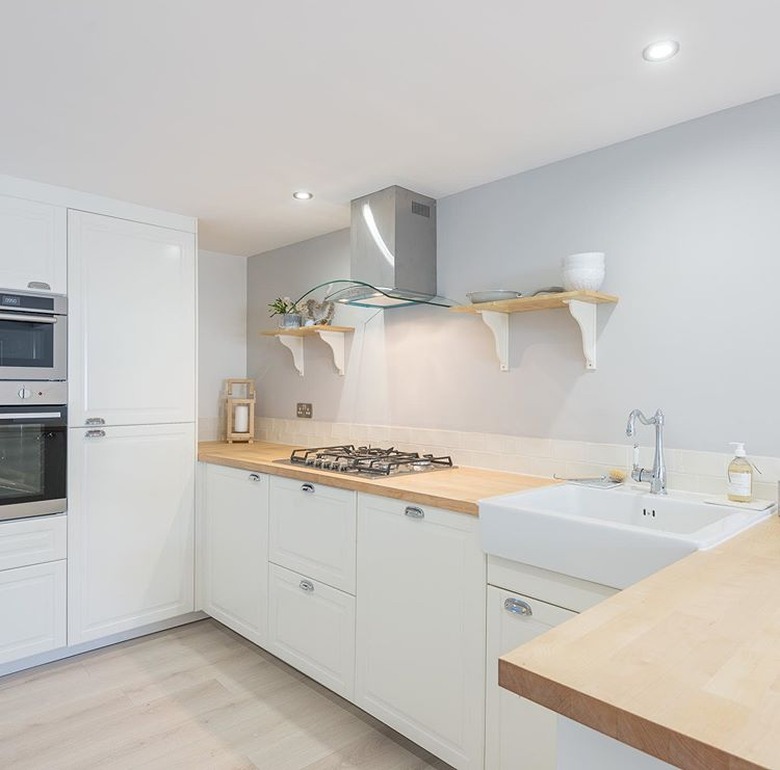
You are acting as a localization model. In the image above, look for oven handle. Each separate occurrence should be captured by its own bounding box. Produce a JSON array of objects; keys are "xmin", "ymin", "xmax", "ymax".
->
[
  {"xmin": 1, "ymin": 412, "xmax": 63, "ymax": 420},
  {"xmin": 0, "ymin": 313, "xmax": 57, "ymax": 324}
]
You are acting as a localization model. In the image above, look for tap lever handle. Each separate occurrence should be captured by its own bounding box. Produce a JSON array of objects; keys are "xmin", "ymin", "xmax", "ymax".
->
[{"xmin": 632, "ymin": 443, "xmax": 640, "ymax": 468}]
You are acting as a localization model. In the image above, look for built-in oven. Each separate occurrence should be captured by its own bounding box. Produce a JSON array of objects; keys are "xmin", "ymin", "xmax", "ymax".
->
[
  {"xmin": 0, "ymin": 402, "xmax": 66, "ymax": 521},
  {"xmin": 0, "ymin": 290, "xmax": 67, "ymax": 381}
]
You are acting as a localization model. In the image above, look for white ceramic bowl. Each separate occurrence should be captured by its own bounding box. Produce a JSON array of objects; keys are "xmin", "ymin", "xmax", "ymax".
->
[{"xmin": 562, "ymin": 265, "xmax": 605, "ymax": 291}]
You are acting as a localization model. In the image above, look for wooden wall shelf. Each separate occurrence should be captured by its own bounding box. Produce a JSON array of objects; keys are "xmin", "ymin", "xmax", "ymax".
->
[
  {"xmin": 262, "ymin": 325, "xmax": 354, "ymax": 376},
  {"xmin": 450, "ymin": 290, "xmax": 619, "ymax": 371}
]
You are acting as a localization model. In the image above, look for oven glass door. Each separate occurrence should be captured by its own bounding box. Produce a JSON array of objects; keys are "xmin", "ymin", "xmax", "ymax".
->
[
  {"xmin": 0, "ymin": 405, "xmax": 66, "ymax": 521},
  {"xmin": 0, "ymin": 313, "xmax": 66, "ymax": 380}
]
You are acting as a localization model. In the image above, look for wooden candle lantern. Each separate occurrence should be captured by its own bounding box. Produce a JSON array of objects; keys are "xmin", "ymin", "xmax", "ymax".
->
[{"xmin": 225, "ymin": 378, "xmax": 256, "ymax": 443}]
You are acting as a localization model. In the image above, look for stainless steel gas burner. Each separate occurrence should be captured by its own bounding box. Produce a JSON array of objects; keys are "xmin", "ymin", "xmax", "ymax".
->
[{"xmin": 282, "ymin": 445, "xmax": 455, "ymax": 476}]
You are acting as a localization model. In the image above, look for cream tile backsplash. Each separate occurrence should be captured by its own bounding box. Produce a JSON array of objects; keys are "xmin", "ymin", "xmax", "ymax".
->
[{"xmin": 258, "ymin": 417, "xmax": 779, "ymax": 502}]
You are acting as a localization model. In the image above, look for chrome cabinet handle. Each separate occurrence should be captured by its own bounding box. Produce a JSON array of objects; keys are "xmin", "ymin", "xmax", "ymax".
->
[
  {"xmin": 299, "ymin": 579, "xmax": 314, "ymax": 593},
  {"xmin": 27, "ymin": 281, "xmax": 51, "ymax": 291},
  {"xmin": 301, "ymin": 483, "xmax": 315, "ymax": 494},
  {"xmin": 504, "ymin": 598, "xmax": 533, "ymax": 616},
  {"xmin": 85, "ymin": 417, "xmax": 105, "ymax": 425},
  {"xmin": 404, "ymin": 506, "xmax": 424, "ymax": 519},
  {"xmin": 85, "ymin": 429, "xmax": 106, "ymax": 438},
  {"xmin": 248, "ymin": 473, "xmax": 261, "ymax": 482}
]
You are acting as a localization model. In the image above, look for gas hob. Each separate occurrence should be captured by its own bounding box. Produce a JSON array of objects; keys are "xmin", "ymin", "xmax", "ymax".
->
[{"xmin": 277, "ymin": 445, "xmax": 455, "ymax": 477}]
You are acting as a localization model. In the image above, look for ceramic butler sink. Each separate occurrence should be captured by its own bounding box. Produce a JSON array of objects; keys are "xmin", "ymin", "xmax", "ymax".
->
[{"xmin": 479, "ymin": 484, "xmax": 773, "ymax": 589}]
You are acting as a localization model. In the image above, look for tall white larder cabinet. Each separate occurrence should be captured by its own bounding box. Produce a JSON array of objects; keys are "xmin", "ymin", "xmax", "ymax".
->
[{"xmin": 67, "ymin": 211, "xmax": 196, "ymax": 644}]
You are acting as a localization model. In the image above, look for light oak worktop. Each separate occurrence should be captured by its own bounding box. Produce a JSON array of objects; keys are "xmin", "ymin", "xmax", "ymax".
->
[
  {"xmin": 500, "ymin": 514, "xmax": 780, "ymax": 770},
  {"xmin": 197, "ymin": 440, "xmax": 555, "ymax": 514}
]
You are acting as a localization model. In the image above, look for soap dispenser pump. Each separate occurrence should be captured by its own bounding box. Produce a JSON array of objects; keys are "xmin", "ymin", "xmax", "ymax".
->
[{"xmin": 727, "ymin": 442, "xmax": 753, "ymax": 503}]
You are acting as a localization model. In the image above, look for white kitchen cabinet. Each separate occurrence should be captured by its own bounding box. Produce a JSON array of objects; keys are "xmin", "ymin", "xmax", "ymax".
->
[
  {"xmin": 267, "ymin": 563, "xmax": 356, "ymax": 700},
  {"xmin": 269, "ymin": 477, "xmax": 356, "ymax": 593},
  {"xmin": 0, "ymin": 561, "xmax": 66, "ymax": 664},
  {"xmin": 355, "ymin": 494, "xmax": 486, "ymax": 770},
  {"xmin": 0, "ymin": 514, "xmax": 67, "ymax": 665},
  {"xmin": 0, "ymin": 195, "xmax": 66, "ymax": 294},
  {"xmin": 486, "ymin": 586, "xmax": 575, "ymax": 770},
  {"xmin": 67, "ymin": 210, "xmax": 196, "ymax": 427},
  {"xmin": 68, "ymin": 423, "xmax": 195, "ymax": 644},
  {"xmin": 200, "ymin": 464, "xmax": 269, "ymax": 647}
]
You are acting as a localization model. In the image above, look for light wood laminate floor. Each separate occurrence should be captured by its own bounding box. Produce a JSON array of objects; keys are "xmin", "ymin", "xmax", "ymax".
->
[{"xmin": 0, "ymin": 620, "xmax": 453, "ymax": 769}]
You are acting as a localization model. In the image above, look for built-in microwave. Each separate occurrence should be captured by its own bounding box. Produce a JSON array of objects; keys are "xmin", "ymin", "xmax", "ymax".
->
[
  {"xmin": 0, "ymin": 401, "xmax": 67, "ymax": 521},
  {"xmin": 0, "ymin": 290, "xmax": 67, "ymax": 381}
]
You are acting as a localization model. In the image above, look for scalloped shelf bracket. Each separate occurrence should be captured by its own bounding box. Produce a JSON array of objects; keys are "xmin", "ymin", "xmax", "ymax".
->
[
  {"xmin": 565, "ymin": 299, "xmax": 598, "ymax": 370},
  {"xmin": 277, "ymin": 335, "xmax": 305, "ymax": 376},
  {"xmin": 477, "ymin": 310, "xmax": 509, "ymax": 372},
  {"xmin": 316, "ymin": 330, "xmax": 346, "ymax": 375}
]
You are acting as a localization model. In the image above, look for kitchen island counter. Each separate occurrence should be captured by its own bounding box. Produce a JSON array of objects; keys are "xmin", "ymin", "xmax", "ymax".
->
[
  {"xmin": 198, "ymin": 440, "xmax": 556, "ymax": 515},
  {"xmin": 499, "ymin": 513, "xmax": 780, "ymax": 770}
]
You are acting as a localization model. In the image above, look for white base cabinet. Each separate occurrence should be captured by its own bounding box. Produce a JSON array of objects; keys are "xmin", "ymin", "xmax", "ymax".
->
[
  {"xmin": 267, "ymin": 476, "xmax": 357, "ymax": 699},
  {"xmin": 355, "ymin": 494, "xmax": 486, "ymax": 770},
  {"xmin": 486, "ymin": 586, "xmax": 575, "ymax": 770},
  {"xmin": 268, "ymin": 563, "xmax": 356, "ymax": 700},
  {"xmin": 0, "ymin": 515, "xmax": 67, "ymax": 665},
  {"xmin": 68, "ymin": 423, "xmax": 195, "ymax": 644},
  {"xmin": 0, "ymin": 194, "xmax": 66, "ymax": 294},
  {"xmin": 200, "ymin": 464, "xmax": 269, "ymax": 647}
]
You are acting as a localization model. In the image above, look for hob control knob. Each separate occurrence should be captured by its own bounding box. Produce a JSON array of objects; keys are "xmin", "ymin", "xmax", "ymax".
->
[{"xmin": 18, "ymin": 387, "xmax": 32, "ymax": 400}]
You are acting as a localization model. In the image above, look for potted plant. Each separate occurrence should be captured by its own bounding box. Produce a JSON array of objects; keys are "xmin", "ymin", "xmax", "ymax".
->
[{"xmin": 268, "ymin": 297, "xmax": 302, "ymax": 328}]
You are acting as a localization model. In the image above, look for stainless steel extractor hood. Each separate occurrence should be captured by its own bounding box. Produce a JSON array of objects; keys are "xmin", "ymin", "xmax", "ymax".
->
[{"xmin": 326, "ymin": 186, "xmax": 452, "ymax": 308}]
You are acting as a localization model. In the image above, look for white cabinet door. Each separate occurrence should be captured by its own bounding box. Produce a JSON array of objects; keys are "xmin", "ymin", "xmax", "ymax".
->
[
  {"xmin": 355, "ymin": 494, "xmax": 486, "ymax": 770},
  {"xmin": 269, "ymin": 477, "xmax": 356, "ymax": 593},
  {"xmin": 67, "ymin": 211, "xmax": 195, "ymax": 427},
  {"xmin": 200, "ymin": 464, "xmax": 269, "ymax": 647},
  {"xmin": 267, "ymin": 563, "xmax": 356, "ymax": 700},
  {"xmin": 0, "ymin": 195, "xmax": 66, "ymax": 294},
  {"xmin": 0, "ymin": 560, "xmax": 66, "ymax": 664},
  {"xmin": 68, "ymin": 423, "xmax": 195, "ymax": 644},
  {"xmin": 486, "ymin": 586, "xmax": 575, "ymax": 770}
]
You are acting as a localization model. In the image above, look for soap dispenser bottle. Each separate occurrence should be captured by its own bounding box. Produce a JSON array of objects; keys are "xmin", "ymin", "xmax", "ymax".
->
[{"xmin": 727, "ymin": 442, "xmax": 753, "ymax": 503}]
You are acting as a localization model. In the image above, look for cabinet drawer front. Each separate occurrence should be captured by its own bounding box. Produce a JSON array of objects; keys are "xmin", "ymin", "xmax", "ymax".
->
[
  {"xmin": 0, "ymin": 514, "xmax": 67, "ymax": 571},
  {"xmin": 269, "ymin": 477, "xmax": 356, "ymax": 593},
  {"xmin": 0, "ymin": 560, "xmax": 66, "ymax": 665},
  {"xmin": 267, "ymin": 563, "xmax": 355, "ymax": 701}
]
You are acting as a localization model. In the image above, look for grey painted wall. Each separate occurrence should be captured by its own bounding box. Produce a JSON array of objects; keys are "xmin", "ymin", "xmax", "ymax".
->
[{"xmin": 248, "ymin": 95, "xmax": 780, "ymax": 455}]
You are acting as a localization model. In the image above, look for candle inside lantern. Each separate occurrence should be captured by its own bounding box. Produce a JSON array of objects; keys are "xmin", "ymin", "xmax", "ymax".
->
[{"xmin": 233, "ymin": 404, "xmax": 249, "ymax": 433}]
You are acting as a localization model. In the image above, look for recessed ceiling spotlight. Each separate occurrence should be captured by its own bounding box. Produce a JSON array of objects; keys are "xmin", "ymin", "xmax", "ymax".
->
[
  {"xmin": 642, "ymin": 40, "xmax": 680, "ymax": 62},
  {"xmin": 292, "ymin": 190, "xmax": 314, "ymax": 201}
]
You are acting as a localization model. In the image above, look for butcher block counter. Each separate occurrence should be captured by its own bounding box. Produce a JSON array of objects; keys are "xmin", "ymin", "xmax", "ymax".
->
[
  {"xmin": 198, "ymin": 440, "xmax": 555, "ymax": 515},
  {"xmin": 500, "ymin": 514, "xmax": 780, "ymax": 770}
]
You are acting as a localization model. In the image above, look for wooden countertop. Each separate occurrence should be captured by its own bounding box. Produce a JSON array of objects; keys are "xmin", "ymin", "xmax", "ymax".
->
[
  {"xmin": 197, "ymin": 440, "xmax": 555, "ymax": 515},
  {"xmin": 499, "ymin": 514, "xmax": 780, "ymax": 770}
]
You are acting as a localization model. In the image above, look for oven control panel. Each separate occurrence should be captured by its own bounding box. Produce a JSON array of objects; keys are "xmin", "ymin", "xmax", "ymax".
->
[{"xmin": 0, "ymin": 381, "xmax": 67, "ymax": 406}]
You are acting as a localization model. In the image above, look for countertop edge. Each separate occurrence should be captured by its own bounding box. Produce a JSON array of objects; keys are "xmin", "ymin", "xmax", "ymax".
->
[{"xmin": 497, "ymin": 660, "xmax": 766, "ymax": 770}]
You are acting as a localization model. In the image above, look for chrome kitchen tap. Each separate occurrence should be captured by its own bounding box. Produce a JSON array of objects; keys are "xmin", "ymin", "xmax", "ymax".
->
[{"xmin": 626, "ymin": 408, "xmax": 667, "ymax": 495}]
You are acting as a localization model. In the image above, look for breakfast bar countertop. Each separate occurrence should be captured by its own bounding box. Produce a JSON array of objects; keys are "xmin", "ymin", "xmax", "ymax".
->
[{"xmin": 197, "ymin": 440, "xmax": 556, "ymax": 515}]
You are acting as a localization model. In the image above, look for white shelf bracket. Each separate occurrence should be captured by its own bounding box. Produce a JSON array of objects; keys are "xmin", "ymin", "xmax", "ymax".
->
[
  {"xmin": 317, "ymin": 330, "xmax": 346, "ymax": 375},
  {"xmin": 565, "ymin": 299, "xmax": 598, "ymax": 370},
  {"xmin": 477, "ymin": 310, "xmax": 509, "ymax": 372},
  {"xmin": 277, "ymin": 335, "xmax": 304, "ymax": 376}
]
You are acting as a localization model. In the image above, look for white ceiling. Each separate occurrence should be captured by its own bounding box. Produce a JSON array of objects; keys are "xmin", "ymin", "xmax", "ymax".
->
[{"xmin": 1, "ymin": 1, "xmax": 779, "ymax": 256}]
